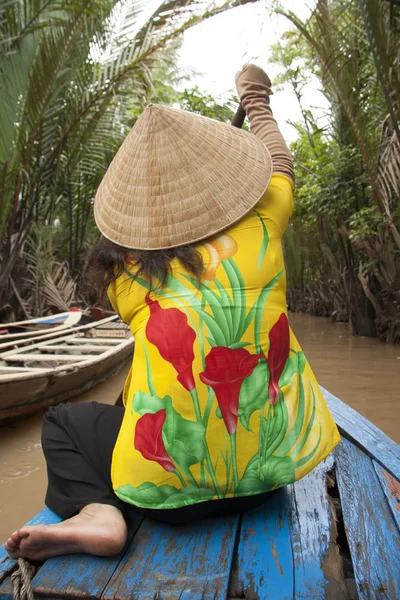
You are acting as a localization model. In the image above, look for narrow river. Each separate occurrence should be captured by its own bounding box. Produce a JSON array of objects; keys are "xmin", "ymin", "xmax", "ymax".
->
[{"xmin": 1, "ymin": 313, "xmax": 399, "ymax": 543}]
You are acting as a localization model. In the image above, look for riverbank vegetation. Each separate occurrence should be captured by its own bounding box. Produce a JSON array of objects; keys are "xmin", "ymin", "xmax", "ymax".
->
[
  {"xmin": 273, "ymin": 0, "xmax": 400, "ymax": 343},
  {"xmin": 0, "ymin": 0, "xmax": 399, "ymax": 343},
  {"xmin": 0, "ymin": 0, "xmax": 250, "ymax": 320}
]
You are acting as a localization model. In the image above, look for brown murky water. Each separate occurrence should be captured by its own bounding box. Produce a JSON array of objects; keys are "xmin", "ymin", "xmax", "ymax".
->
[
  {"xmin": 1, "ymin": 314, "xmax": 399, "ymax": 543},
  {"xmin": 0, "ymin": 363, "xmax": 130, "ymax": 544}
]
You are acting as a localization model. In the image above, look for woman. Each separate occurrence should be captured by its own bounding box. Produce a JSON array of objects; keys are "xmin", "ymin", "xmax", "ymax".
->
[{"xmin": 5, "ymin": 65, "xmax": 340, "ymax": 561}]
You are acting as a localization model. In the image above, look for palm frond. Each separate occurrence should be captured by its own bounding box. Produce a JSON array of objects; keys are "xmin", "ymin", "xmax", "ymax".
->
[
  {"xmin": 274, "ymin": 0, "xmax": 400, "ymax": 244},
  {"xmin": 377, "ymin": 115, "xmax": 400, "ymax": 248},
  {"xmin": 358, "ymin": 0, "xmax": 400, "ymax": 143},
  {"xmin": 0, "ymin": 0, "xmax": 259, "ymax": 302},
  {"xmin": 43, "ymin": 262, "xmax": 78, "ymax": 311}
]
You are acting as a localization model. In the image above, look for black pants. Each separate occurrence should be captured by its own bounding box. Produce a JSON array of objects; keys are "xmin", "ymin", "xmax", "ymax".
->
[{"xmin": 42, "ymin": 402, "xmax": 272, "ymax": 524}]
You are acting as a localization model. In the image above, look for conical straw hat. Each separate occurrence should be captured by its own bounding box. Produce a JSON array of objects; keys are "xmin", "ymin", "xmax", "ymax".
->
[{"xmin": 94, "ymin": 104, "xmax": 272, "ymax": 249}]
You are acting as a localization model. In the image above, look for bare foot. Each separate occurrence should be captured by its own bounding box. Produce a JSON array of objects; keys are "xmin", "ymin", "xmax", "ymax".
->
[{"xmin": 5, "ymin": 504, "xmax": 127, "ymax": 561}]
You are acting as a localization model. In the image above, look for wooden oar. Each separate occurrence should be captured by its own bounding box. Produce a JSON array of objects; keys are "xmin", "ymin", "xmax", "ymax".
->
[{"xmin": 231, "ymin": 103, "xmax": 246, "ymax": 129}]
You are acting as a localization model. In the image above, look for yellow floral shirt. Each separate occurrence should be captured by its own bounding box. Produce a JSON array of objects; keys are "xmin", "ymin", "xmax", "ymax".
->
[{"xmin": 108, "ymin": 174, "xmax": 340, "ymax": 509}]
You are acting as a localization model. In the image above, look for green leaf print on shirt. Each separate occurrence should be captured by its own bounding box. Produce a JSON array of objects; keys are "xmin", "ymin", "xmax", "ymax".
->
[
  {"xmin": 236, "ymin": 455, "xmax": 295, "ymax": 494},
  {"xmin": 180, "ymin": 267, "xmax": 283, "ymax": 349},
  {"xmin": 116, "ymin": 482, "xmax": 215, "ymax": 508},
  {"xmin": 279, "ymin": 350, "xmax": 306, "ymax": 388},
  {"xmin": 254, "ymin": 210, "xmax": 269, "ymax": 270},
  {"xmin": 132, "ymin": 390, "xmax": 206, "ymax": 479},
  {"xmin": 238, "ymin": 359, "xmax": 270, "ymax": 431},
  {"xmin": 235, "ymin": 377, "xmax": 321, "ymax": 494},
  {"xmin": 274, "ymin": 377, "xmax": 316, "ymax": 459},
  {"xmin": 132, "ymin": 390, "xmax": 165, "ymax": 415},
  {"xmin": 259, "ymin": 395, "xmax": 289, "ymax": 463},
  {"xmin": 163, "ymin": 407, "xmax": 207, "ymax": 473}
]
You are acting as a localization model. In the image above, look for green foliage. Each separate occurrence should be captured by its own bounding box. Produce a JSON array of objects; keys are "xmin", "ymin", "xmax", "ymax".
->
[
  {"xmin": 348, "ymin": 206, "xmax": 385, "ymax": 242},
  {"xmin": 272, "ymin": 0, "xmax": 400, "ymax": 341},
  {"xmin": 0, "ymin": 0, "xmax": 255, "ymax": 316},
  {"xmin": 179, "ymin": 86, "xmax": 237, "ymax": 123}
]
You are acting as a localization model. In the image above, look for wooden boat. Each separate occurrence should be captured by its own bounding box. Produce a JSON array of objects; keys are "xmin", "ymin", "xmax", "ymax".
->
[
  {"xmin": 0, "ymin": 315, "xmax": 134, "ymax": 424},
  {"xmin": 0, "ymin": 310, "xmax": 83, "ymax": 345},
  {"xmin": 0, "ymin": 389, "xmax": 398, "ymax": 599},
  {"xmin": 0, "ymin": 309, "xmax": 116, "ymax": 353}
]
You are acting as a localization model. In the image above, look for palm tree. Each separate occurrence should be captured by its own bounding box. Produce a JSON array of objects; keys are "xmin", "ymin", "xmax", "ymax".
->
[
  {"xmin": 273, "ymin": 0, "xmax": 400, "ymax": 341},
  {"xmin": 0, "ymin": 0, "xmax": 257, "ymax": 315}
]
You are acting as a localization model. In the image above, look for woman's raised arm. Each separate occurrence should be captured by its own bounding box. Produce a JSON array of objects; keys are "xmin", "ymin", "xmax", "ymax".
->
[{"xmin": 235, "ymin": 64, "xmax": 295, "ymax": 186}]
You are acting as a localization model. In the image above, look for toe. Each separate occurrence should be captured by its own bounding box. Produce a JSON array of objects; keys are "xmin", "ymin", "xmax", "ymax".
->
[
  {"xmin": 5, "ymin": 538, "xmax": 18, "ymax": 551},
  {"xmin": 12, "ymin": 529, "xmax": 29, "ymax": 543},
  {"xmin": 5, "ymin": 529, "xmax": 30, "ymax": 553},
  {"xmin": 5, "ymin": 540, "xmax": 19, "ymax": 558},
  {"xmin": 16, "ymin": 528, "xmax": 30, "ymax": 538}
]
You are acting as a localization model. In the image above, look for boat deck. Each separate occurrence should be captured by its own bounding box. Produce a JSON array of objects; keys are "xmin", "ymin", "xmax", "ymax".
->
[{"xmin": 1, "ymin": 390, "xmax": 399, "ymax": 600}]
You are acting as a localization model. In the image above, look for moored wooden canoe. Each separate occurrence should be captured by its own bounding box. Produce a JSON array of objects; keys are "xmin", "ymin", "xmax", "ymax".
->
[
  {"xmin": 0, "ymin": 315, "xmax": 134, "ymax": 424},
  {"xmin": 0, "ymin": 389, "xmax": 398, "ymax": 600},
  {"xmin": 0, "ymin": 310, "xmax": 83, "ymax": 345}
]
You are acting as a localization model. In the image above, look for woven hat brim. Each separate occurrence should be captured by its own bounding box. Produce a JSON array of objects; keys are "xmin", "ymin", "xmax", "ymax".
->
[{"xmin": 94, "ymin": 104, "xmax": 272, "ymax": 250}]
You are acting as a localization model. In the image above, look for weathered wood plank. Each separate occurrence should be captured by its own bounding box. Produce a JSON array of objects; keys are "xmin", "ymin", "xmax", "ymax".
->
[
  {"xmin": 0, "ymin": 508, "xmax": 61, "ymax": 593},
  {"xmin": 5, "ymin": 353, "xmax": 88, "ymax": 362},
  {"xmin": 0, "ymin": 366, "xmax": 49, "ymax": 372},
  {"xmin": 373, "ymin": 461, "xmax": 400, "ymax": 532},
  {"xmin": 230, "ymin": 488, "xmax": 293, "ymax": 600},
  {"xmin": 321, "ymin": 387, "xmax": 400, "ymax": 482},
  {"xmin": 38, "ymin": 344, "xmax": 112, "ymax": 352},
  {"xmin": 0, "ymin": 315, "xmax": 120, "ymax": 354},
  {"xmin": 335, "ymin": 438, "xmax": 400, "ymax": 600},
  {"xmin": 290, "ymin": 455, "xmax": 351, "ymax": 600},
  {"xmin": 102, "ymin": 515, "xmax": 240, "ymax": 600},
  {"xmin": 0, "ymin": 557, "xmax": 14, "ymax": 590},
  {"xmin": 31, "ymin": 513, "xmax": 143, "ymax": 599},
  {"xmin": 66, "ymin": 338, "xmax": 122, "ymax": 345}
]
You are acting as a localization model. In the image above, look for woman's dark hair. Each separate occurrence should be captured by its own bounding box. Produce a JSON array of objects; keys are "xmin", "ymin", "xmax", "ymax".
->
[{"xmin": 89, "ymin": 236, "xmax": 204, "ymax": 301}]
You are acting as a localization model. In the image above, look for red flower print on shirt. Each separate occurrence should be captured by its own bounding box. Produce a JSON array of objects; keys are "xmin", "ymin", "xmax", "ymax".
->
[
  {"xmin": 200, "ymin": 347, "xmax": 264, "ymax": 434},
  {"xmin": 268, "ymin": 313, "xmax": 290, "ymax": 405},
  {"xmin": 134, "ymin": 409, "xmax": 175, "ymax": 472},
  {"xmin": 145, "ymin": 293, "xmax": 196, "ymax": 391}
]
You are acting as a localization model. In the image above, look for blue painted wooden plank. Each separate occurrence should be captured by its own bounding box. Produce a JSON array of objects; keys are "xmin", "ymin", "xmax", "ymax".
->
[
  {"xmin": 0, "ymin": 557, "xmax": 14, "ymax": 589},
  {"xmin": 0, "ymin": 507, "xmax": 61, "ymax": 589},
  {"xmin": 321, "ymin": 387, "xmax": 400, "ymax": 482},
  {"xmin": 231, "ymin": 488, "xmax": 293, "ymax": 599},
  {"xmin": 0, "ymin": 577, "xmax": 14, "ymax": 600},
  {"xmin": 335, "ymin": 437, "xmax": 400, "ymax": 600},
  {"xmin": 102, "ymin": 515, "xmax": 240, "ymax": 600},
  {"xmin": 31, "ymin": 512, "xmax": 142, "ymax": 599},
  {"xmin": 373, "ymin": 461, "xmax": 400, "ymax": 533},
  {"xmin": 0, "ymin": 569, "xmax": 15, "ymax": 600},
  {"xmin": 290, "ymin": 454, "xmax": 351, "ymax": 599}
]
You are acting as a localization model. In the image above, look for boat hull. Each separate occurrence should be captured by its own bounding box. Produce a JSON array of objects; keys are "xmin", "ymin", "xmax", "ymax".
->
[
  {"xmin": 0, "ymin": 310, "xmax": 82, "ymax": 344},
  {"xmin": 0, "ymin": 343, "xmax": 133, "ymax": 425}
]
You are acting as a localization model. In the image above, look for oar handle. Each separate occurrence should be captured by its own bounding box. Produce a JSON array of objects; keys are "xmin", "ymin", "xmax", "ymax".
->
[{"xmin": 231, "ymin": 104, "xmax": 245, "ymax": 129}]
